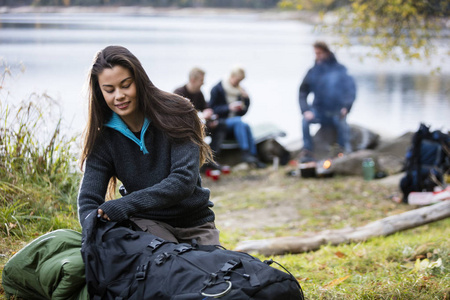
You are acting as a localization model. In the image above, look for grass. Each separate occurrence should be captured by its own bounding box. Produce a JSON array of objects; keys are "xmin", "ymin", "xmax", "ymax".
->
[
  {"xmin": 208, "ymin": 170, "xmax": 450, "ymax": 299},
  {"xmin": 0, "ymin": 98, "xmax": 80, "ymax": 235},
  {"xmin": 0, "ymin": 87, "xmax": 82, "ymax": 299},
  {"xmin": 0, "ymin": 96, "xmax": 448, "ymax": 298}
]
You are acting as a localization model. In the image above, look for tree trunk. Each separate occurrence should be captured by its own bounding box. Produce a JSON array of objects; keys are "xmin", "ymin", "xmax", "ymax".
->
[{"xmin": 234, "ymin": 200, "xmax": 450, "ymax": 256}]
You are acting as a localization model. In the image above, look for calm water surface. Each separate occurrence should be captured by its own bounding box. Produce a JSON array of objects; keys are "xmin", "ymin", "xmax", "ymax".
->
[{"xmin": 0, "ymin": 12, "xmax": 449, "ymax": 147}]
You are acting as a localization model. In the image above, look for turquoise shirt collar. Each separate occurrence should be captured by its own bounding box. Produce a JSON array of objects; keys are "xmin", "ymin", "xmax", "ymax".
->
[{"xmin": 104, "ymin": 112, "xmax": 151, "ymax": 154}]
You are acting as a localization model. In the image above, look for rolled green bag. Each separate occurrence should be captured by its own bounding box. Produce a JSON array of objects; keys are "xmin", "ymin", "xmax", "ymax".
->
[{"xmin": 2, "ymin": 229, "xmax": 87, "ymax": 300}]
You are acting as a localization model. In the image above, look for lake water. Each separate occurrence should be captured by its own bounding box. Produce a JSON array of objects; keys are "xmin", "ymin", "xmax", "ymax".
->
[{"xmin": 1, "ymin": 10, "xmax": 449, "ymax": 148}]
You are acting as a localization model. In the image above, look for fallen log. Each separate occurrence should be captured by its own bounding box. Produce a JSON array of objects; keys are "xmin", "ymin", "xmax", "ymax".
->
[{"xmin": 234, "ymin": 200, "xmax": 450, "ymax": 256}]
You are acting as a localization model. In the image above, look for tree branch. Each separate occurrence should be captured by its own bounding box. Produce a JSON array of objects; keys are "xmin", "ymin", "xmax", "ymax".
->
[{"xmin": 235, "ymin": 200, "xmax": 450, "ymax": 256}]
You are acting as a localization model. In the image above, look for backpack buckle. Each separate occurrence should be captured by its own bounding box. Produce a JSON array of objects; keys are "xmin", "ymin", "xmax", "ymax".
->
[
  {"xmin": 155, "ymin": 252, "xmax": 171, "ymax": 265},
  {"xmin": 220, "ymin": 260, "xmax": 239, "ymax": 273},
  {"xmin": 174, "ymin": 245, "xmax": 192, "ymax": 254},
  {"xmin": 204, "ymin": 273, "xmax": 218, "ymax": 285},
  {"xmin": 135, "ymin": 264, "xmax": 147, "ymax": 281},
  {"xmin": 148, "ymin": 238, "xmax": 165, "ymax": 250}
]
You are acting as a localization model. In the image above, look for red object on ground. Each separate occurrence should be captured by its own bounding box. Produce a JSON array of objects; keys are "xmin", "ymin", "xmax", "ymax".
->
[
  {"xmin": 209, "ymin": 170, "xmax": 221, "ymax": 181},
  {"xmin": 221, "ymin": 166, "xmax": 231, "ymax": 174},
  {"xmin": 408, "ymin": 186, "xmax": 450, "ymax": 205}
]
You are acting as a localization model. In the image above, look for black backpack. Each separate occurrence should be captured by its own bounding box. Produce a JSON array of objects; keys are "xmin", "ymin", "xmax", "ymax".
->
[
  {"xmin": 400, "ymin": 123, "xmax": 450, "ymax": 203},
  {"xmin": 81, "ymin": 212, "xmax": 304, "ymax": 300}
]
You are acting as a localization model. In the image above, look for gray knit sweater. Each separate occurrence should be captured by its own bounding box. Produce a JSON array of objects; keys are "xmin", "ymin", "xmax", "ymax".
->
[{"xmin": 77, "ymin": 119, "xmax": 215, "ymax": 229}]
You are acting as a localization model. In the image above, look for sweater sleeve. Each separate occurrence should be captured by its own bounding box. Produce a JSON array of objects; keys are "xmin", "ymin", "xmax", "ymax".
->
[
  {"xmin": 77, "ymin": 139, "xmax": 114, "ymax": 228},
  {"xmin": 97, "ymin": 140, "xmax": 201, "ymax": 222}
]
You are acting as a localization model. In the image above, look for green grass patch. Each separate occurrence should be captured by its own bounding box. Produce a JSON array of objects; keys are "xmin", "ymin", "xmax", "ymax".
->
[
  {"xmin": 0, "ymin": 87, "xmax": 82, "ymax": 298},
  {"xmin": 211, "ymin": 171, "xmax": 450, "ymax": 299}
]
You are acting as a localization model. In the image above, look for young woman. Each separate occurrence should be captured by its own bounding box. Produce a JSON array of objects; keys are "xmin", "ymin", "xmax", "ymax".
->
[{"xmin": 77, "ymin": 45, "xmax": 220, "ymax": 245}]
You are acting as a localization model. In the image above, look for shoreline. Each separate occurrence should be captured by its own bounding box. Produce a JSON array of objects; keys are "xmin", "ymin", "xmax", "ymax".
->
[{"xmin": 0, "ymin": 5, "xmax": 321, "ymax": 23}]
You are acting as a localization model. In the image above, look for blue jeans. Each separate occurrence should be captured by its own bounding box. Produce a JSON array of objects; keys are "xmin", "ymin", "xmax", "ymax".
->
[
  {"xmin": 225, "ymin": 116, "xmax": 257, "ymax": 155},
  {"xmin": 302, "ymin": 110, "xmax": 351, "ymax": 152}
]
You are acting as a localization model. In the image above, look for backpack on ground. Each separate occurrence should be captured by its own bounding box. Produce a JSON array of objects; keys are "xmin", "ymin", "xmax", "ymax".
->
[
  {"xmin": 400, "ymin": 123, "xmax": 450, "ymax": 203},
  {"xmin": 81, "ymin": 212, "xmax": 304, "ymax": 300}
]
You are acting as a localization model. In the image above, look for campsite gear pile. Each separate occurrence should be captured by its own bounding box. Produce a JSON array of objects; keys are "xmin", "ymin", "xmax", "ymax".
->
[
  {"xmin": 400, "ymin": 123, "xmax": 450, "ymax": 203},
  {"xmin": 296, "ymin": 159, "xmax": 334, "ymax": 178},
  {"xmin": 81, "ymin": 212, "xmax": 304, "ymax": 299}
]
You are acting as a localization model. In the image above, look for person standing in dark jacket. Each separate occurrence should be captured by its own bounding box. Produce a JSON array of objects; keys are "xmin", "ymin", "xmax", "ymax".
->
[
  {"xmin": 299, "ymin": 41, "xmax": 356, "ymax": 160},
  {"xmin": 209, "ymin": 66, "xmax": 266, "ymax": 168},
  {"xmin": 77, "ymin": 46, "xmax": 220, "ymax": 245}
]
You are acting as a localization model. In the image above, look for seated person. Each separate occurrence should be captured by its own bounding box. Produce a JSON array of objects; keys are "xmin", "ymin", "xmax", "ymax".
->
[
  {"xmin": 174, "ymin": 67, "xmax": 227, "ymax": 170},
  {"xmin": 209, "ymin": 66, "xmax": 266, "ymax": 168},
  {"xmin": 299, "ymin": 41, "xmax": 356, "ymax": 161}
]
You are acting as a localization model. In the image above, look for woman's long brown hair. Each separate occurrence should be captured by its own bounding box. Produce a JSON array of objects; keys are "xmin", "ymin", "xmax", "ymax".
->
[{"xmin": 81, "ymin": 45, "xmax": 213, "ymax": 198}]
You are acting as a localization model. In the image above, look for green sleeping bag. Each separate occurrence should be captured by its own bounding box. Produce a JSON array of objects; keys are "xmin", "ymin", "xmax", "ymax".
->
[{"xmin": 2, "ymin": 229, "xmax": 88, "ymax": 300}]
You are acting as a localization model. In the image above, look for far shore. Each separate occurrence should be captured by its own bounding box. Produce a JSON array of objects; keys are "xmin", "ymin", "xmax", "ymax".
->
[{"xmin": 0, "ymin": 5, "xmax": 321, "ymax": 24}]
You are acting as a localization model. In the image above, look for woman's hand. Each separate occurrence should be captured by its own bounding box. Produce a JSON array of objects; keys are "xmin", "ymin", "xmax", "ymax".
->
[{"xmin": 97, "ymin": 208, "xmax": 111, "ymax": 221}]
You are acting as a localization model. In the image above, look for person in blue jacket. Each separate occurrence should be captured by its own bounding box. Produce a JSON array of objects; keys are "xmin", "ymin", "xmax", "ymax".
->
[
  {"xmin": 209, "ymin": 66, "xmax": 266, "ymax": 168},
  {"xmin": 77, "ymin": 45, "xmax": 220, "ymax": 245},
  {"xmin": 299, "ymin": 41, "xmax": 356, "ymax": 160}
]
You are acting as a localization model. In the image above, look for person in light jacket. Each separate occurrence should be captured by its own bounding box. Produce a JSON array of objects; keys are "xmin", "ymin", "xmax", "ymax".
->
[{"xmin": 209, "ymin": 66, "xmax": 266, "ymax": 168}]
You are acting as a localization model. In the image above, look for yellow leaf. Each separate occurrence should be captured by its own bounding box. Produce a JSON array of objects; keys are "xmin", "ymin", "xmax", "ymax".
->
[
  {"xmin": 319, "ymin": 11, "xmax": 325, "ymax": 20},
  {"xmin": 415, "ymin": 258, "xmax": 429, "ymax": 272},
  {"xmin": 428, "ymin": 258, "xmax": 442, "ymax": 269},
  {"xmin": 323, "ymin": 275, "xmax": 350, "ymax": 289},
  {"xmin": 335, "ymin": 251, "xmax": 346, "ymax": 258}
]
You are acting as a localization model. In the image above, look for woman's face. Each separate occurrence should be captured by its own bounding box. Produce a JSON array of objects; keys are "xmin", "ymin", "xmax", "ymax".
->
[
  {"xmin": 98, "ymin": 65, "xmax": 139, "ymax": 123},
  {"xmin": 229, "ymin": 74, "xmax": 244, "ymax": 87}
]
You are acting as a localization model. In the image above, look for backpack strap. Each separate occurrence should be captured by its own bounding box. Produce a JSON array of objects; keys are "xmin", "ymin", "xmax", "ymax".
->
[
  {"xmin": 264, "ymin": 259, "xmax": 304, "ymax": 297},
  {"xmin": 241, "ymin": 260, "xmax": 261, "ymax": 287},
  {"xmin": 134, "ymin": 261, "xmax": 150, "ymax": 300},
  {"xmin": 413, "ymin": 126, "xmax": 426, "ymax": 190}
]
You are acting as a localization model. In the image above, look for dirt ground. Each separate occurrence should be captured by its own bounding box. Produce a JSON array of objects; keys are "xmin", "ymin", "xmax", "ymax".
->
[{"xmin": 203, "ymin": 167, "xmax": 405, "ymax": 239}]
